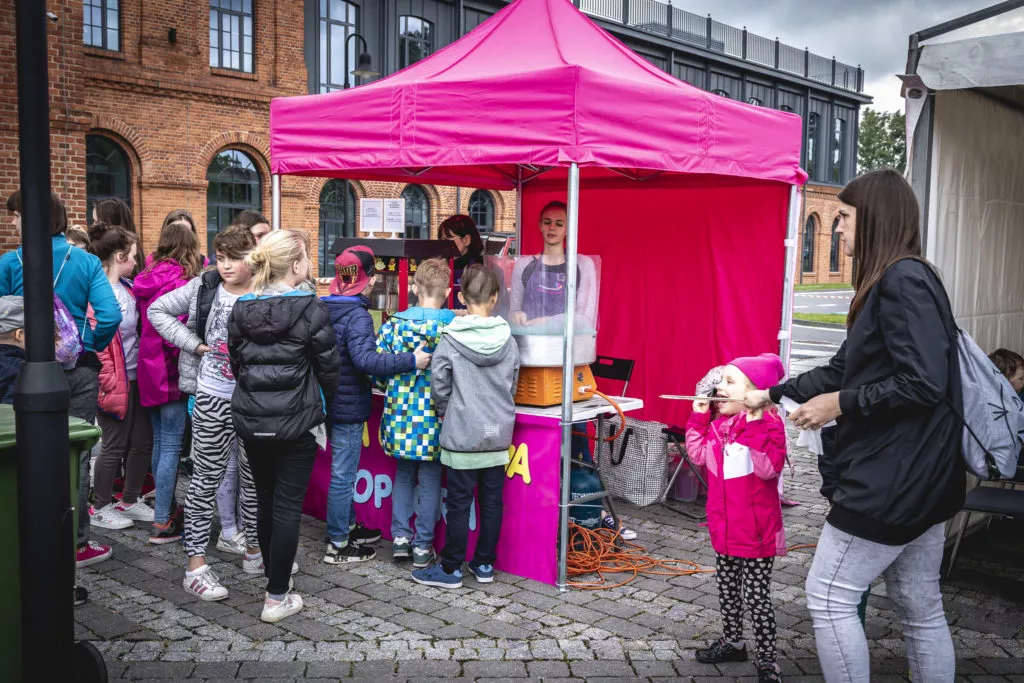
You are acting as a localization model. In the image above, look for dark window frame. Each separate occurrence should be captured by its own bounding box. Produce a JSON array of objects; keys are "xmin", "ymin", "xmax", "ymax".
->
[
  {"xmin": 401, "ymin": 185, "xmax": 430, "ymax": 239},
  {"xmin": 747, "ymin": 97, "xmax": 763, "ymax": 106},
  {"xmin": 317, "ymin": 0, "xmax": 359, "ymax": 93},
  {"xmin": 711, "ymin": 88, "xmax": 729, "ymax": 98},
  {"xmin": 86, "ymin": 134, "xmax": 131, "ymax": 224},
  {"xmin": 806, "ymin": 112, "xmax": 820, "ymax": 179},
  {"xmin": 802, "ymin": 215, "xmax": 816, "ymax": 273},
  {"xmin": 84, "ymin": 0, "xmax": 120, "ymax": 51},
  {"xmin": 832, "ymin": 116, "xmax": 848, "ymax": 184},
  {"xmin": 468, "ymin": 190, "xmax": 495, "ymax": 231},
  {"xmin": 206, "ymin": 149, "xmax": 262, "ymax": 258},
  {"xmin": 210, "ymin": 0, "xmax": 255, "ymax": 73},
  {"xmin": 829, "ymin": 217, "xmax": 842, "ymax": 273},
  {"xmin": 399, "ymin": 15, "xmax": 434, "ymax": 70},
  {"xmin": 319, "ymin": 179, "xmax": 357, "ymax": 277}
]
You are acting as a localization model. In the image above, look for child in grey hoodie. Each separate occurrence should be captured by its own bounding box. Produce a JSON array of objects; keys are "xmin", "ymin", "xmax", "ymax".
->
[{"xmin": 412, "ymin": 265, "xmax": 520, "ymax": 589}]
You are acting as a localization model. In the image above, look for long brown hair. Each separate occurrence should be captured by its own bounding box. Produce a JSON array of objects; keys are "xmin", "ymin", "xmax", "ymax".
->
[
  {"xmin": 839, "ymin": 169, "xmax": 927, "ymax": 326},
  {"xmin": 151, "ymin": 220, "xmax": 204, "ymax": 278},
  {"xmin": 88, "ymin": 222, "xmax": 138, "ymax": 265}
]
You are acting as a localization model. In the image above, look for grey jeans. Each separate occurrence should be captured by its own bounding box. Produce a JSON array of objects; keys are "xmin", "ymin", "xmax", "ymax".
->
[
  {"xmin": 805, "ymin": 522, "xmax": 955, "ymax": 682},
  {"xmin": 68, "ymin": 365, "xmax": 99, "ymax": 548}
]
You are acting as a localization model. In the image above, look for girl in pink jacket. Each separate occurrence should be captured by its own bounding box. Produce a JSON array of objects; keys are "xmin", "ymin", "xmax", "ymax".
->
[{"xmin": 685, "ymin": 353, "xmax": 787, "ymax": 683}]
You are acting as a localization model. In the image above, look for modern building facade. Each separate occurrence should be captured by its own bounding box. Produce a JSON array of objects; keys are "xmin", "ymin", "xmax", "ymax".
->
[{"xmin": 0, "ymin": 0, "xmax": 867, "ymax": 282}]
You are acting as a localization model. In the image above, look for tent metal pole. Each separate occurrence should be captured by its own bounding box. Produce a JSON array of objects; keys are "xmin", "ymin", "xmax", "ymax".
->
[
  {"xmin": 557, "ymin": 163, "xmax": 580, "ymax": 591},
  {"xmin": 779, "ymin": 184, "xmax": 800, "ymax": 375},
  {"xmin": 515, "ymin": 168, "xmax": 523, "ymax": 249},
  {"xmin": 271, "ymin": 174, "xmax": 282, "ymax": 231}
]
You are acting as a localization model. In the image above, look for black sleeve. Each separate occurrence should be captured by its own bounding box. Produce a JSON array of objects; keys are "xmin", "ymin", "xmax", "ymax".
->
[
  {"xmin": 227, "ymin": 310, "xmax": 243, "ymax": 381},
  {"xmin": 307, "ymin": 301, "xmax": 342, "ymax": 408},
  {"xmin": 838, "ymin": 263, "xmax": 951, "ymax": 416},
  {"xmin": 769, "ymin": 340, "xmax": 847, "ymax": 404}
]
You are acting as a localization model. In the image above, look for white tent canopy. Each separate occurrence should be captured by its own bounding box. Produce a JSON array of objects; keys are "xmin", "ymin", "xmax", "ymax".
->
[{"xmin": 904, "ymin": 22, "xmax": 1024, "ymax": 355}]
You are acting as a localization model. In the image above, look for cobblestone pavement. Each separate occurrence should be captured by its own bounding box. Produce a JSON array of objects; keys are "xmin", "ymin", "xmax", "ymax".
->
[{"xmin": 77, "ymin": 360, "xmax": 1024, "ymax": 682}]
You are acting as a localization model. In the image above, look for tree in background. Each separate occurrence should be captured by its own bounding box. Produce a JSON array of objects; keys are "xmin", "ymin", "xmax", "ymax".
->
[{"xmin": 857, "ymin": 108, "xmax": 906, "ymax": 174}]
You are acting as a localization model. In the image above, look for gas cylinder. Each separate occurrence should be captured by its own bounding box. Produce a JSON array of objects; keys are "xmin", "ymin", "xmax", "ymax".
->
[{"xmin": 568, "ymin": 466, "xmax": 604, "ymax": 529}]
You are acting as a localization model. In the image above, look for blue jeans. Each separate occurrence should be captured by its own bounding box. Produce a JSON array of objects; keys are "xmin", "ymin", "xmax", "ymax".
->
[
  {"xmin": 150, "ymin": 399, "xmax": 187, "ymax": 524},
  {"xmin": 392, "ymin": 459, "xmax": 443, "ymax": 548},
  {"xmin": 326, "ymin": 422, "xmax": 363, "ymax": 544},
  {"xmin": 806, "ymin": 522, "xmax": 954, "ymax": 682}
]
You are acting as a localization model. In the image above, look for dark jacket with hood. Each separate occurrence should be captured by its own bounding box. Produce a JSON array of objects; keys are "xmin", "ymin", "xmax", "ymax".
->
[
  {"xmin": 228, "ymin": 289, "xmax": 341, "ymax": 443},
  {"xmin": 320, "ymin": 294, "xmax": 414, "ymax": 425},
  {"xmin": 0, "ymin": 344, "xmax": 25, "ymax": 404},
  {"xmin": 770, "ymin": 259, "xmax": 965, "ymax": 545}
]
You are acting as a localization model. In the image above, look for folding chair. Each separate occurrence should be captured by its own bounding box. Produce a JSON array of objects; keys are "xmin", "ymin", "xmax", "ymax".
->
[
  {"xmin": 659, "ymin": 426, "xmax": 708, "ymax": 520},
  {"xmin": 946, "ymin": 467, "xmax": 1024, "ymax": 578}
]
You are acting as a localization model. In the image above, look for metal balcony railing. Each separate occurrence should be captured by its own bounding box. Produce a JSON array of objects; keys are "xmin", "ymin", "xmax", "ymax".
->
[{"xmin": 574, "ymin": 0, "xmax": 865, "ymax": 93}]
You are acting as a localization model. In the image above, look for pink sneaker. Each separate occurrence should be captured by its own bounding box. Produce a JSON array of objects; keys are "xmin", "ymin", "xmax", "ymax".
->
[{"xmin": 76, "ymin": 541, "xmax": 112, "ymax": 568}]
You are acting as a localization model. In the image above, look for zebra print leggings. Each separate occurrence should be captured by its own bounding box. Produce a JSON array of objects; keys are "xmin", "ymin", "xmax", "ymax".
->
[{"xmin": 183, "ymin": 392, "xmax": 258, "ymax": 557}]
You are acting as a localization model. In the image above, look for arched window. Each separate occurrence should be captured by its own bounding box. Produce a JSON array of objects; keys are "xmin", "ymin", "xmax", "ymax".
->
[
  {"xmin": 712, "ymin": 89, "xmax": 729, "ymax": 98},
  {"xmin": 802, "ymin": 215, "xmax": 816, "ymax": 273},
  {"xmin": 86, "ymin": 134, "xmax": 131, "ymax": 224},
  {"xmin": 206, "ymin": 149, "xmax": 261, "ymax": 257},
  {"xmin": 747, "ymin": 97, "xmax": 763, "ymax": 106},
  {"xmin": 468, "ymin": 190, "xmax": 494, "ymax": 231},
  {"xmin": 399, "ymin": 16, "xmax": 434, "ymax": 69},
  {"xmin": 402, "ymin": 185, "xmax": 430, "ymax": 239},
  {"xmin": 319, "ymin": 179, "xmax": 356, "ymax": 277},
  {"xmin": 829, "ymin": 217, "xmax": 842, "ymax": 272}
]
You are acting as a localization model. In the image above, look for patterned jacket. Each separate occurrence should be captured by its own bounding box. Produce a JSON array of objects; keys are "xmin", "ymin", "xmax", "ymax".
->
[{"xmin": 375, "ymin": 307, "xmax": 456, "ymax": 461}]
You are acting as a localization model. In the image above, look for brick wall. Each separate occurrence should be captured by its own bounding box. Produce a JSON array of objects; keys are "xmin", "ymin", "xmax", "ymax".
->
[{"xmin": 798, "ymin": 183, "xmax": 852, "ymax": 286}]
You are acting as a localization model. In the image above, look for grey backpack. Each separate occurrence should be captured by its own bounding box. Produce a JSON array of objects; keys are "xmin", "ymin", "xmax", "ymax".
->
[{"xmin": 953, "ymin": 329, "xmax": 1024, "ymax": 480}]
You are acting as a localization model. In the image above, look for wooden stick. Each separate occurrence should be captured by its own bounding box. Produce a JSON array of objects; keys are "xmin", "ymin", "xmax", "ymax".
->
[{"xmin": 659, "ymin": 395, "xmax": 741, "ymax": 402}]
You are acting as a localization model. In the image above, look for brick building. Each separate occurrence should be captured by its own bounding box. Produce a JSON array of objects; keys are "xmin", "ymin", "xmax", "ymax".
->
[{"xmin": 1, "ymin": 0, "xmax": 866, "ymax": 283}]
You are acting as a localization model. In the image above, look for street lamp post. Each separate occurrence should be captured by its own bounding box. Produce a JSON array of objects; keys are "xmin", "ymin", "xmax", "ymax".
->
[{"xmin": 343, "ymin": 33, "xmax": 380, "ymax": 89}]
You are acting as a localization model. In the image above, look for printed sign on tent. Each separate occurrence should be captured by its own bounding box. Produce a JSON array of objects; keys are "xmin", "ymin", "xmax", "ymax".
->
[
  {"xmin": 360, "ymin": 198, "xmax": 383, "ymax": 237},
  {"xmin": 383, "ymin": 198, "xmax": 405, "ymax": 238}
]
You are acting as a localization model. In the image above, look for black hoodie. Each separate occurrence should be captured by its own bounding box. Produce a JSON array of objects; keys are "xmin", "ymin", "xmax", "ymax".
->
[{"xmin": 228, "ymin": 291, "xmax": 341, "ymax": 443}]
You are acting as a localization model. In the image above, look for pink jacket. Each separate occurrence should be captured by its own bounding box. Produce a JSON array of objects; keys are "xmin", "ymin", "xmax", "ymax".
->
[
  {"xmin": 88, "ymin": 302, "xmax": 129, "ymax": 419},
  {"xmin": 133, "ymin": 259, "xmax": 190, "ymax": 407},
  {"xmin": 686, "ymin": 409, "xmax": 787, "ymax": 559}
]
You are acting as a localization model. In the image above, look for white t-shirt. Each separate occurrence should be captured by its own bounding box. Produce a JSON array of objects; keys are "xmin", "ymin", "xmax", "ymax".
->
[
  {"xmin": 196, "ymin": 284, "xmax": 241, "ymax": 400},
  {"xmin": 113, "ymin": 281, "xmax": 139, "ymax": 380}
]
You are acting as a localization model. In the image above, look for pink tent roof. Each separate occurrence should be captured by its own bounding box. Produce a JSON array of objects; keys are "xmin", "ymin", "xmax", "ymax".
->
[{"xmin": 269, "ymin": 0, "xmax": 807, "ymax": 188}]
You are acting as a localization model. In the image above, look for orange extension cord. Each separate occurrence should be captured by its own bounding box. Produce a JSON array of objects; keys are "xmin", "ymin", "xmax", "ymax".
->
[
  {"xmin": 566, "ymin": 524, "xmax": 819, "ymax": 590},
  {"xmin": 571, "ymin": 390, "xmax": 627, "ymax": 442}
]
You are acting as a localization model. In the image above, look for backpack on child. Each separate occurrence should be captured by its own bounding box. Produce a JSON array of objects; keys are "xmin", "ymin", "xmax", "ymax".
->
[{"xmin": 17, "ymin": 247, "xmax": 84, "ymax": 369}]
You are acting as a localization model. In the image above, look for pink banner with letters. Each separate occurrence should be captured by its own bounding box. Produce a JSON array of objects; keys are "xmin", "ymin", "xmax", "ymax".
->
[{"xmin": 303, "ymin": 395, "xmax": 561, "ymax": 585}]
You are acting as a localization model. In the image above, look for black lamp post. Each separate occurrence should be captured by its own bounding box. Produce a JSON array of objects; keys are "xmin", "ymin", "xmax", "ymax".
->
[{"xmin": 343, "ymin": 33, "xmax": 380, "ymax": 89}]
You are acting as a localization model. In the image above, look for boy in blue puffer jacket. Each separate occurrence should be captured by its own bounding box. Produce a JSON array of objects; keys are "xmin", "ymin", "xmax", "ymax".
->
[
  {"xmin": 320, "ymin": 246, "xmax": 431, "ymax": 564},
  {"xmin": 375, "ymin": 258, "xmax": 455, "ymax": 568}
]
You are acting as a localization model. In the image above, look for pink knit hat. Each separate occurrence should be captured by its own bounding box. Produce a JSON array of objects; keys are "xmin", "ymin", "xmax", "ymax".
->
[{"xmin": 728, "ymin": 353, "xmax": 785, "ymax": 391}]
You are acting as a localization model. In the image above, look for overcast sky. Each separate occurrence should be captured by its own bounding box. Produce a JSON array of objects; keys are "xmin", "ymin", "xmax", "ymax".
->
[{"xmin": 678, "ymin": 0, "xmax": 1024, "ymax": 112}]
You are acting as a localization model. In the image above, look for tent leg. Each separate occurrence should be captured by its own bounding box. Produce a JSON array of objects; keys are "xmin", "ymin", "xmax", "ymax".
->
[
  {"xmin": 272, "ymin": 174, "xmax": 282, "ymax": 231},
  {"xmin": 779, "ymin": 184, "xmax": 801, "ymax": 376},
  {"xmin": 558, "ymin": 163, "xmax": 580, "ymax": 592},
  {"xmin": 515, "ymin": 170, "xmax": 523, "ymax": 250}
]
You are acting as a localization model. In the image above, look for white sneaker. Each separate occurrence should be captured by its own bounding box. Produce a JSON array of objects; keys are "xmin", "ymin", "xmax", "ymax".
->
[
  {"xmin": 183, "ymin": 565, "xmax": 229, "ymax": 601},
  {"xmin": 114, "ymin": 500, "xmax": 154, "ymax": 522},
  {"xmin": 260, "ymin": 592, "xmax": 303, "ymax": 623},
  {"xmin": 216, "ymin": 531, "xmax": 247, "ymax": 555},
  {"xmin": 89, "ymin": 504, "xmax": 133, "ymax": 530},
  {"xmin": 242, "ymin": 554, "xmax": 299, "ymax": 576}
]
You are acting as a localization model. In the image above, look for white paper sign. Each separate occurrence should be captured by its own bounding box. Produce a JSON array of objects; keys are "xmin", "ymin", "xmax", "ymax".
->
[
  {"xmin": 360, "ymin": 198, "xmax": 383, "ymax": 237},
  {"xmin": 383, "ymin": 198, "xmax": 405, "ymax": 238}
]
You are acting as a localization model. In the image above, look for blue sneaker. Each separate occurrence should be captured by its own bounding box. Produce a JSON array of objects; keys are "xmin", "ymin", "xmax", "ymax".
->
[
  {"xmin": 411, "ymin": 563, "xmax": 463, "ymax": 589},
  {"xmin": 467, "ymin": 563, "xmax": 495, "ymax": 583}
]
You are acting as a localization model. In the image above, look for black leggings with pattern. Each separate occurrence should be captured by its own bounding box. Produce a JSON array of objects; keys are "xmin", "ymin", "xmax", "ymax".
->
[{"xmin": 716, "ymin": 554, "xmax": 777, "ymax": 666}]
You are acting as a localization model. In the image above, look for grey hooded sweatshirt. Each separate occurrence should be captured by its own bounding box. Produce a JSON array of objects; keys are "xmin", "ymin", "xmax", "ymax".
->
[{"xmin": 431, "ymin": 315, "xmax": 520, "ymax": 469}]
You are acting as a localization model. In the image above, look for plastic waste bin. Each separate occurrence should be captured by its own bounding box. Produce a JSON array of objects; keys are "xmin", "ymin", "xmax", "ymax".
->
[{"xmin": 0, "ymin": 403, "xmax": 100, "ymax": 681}]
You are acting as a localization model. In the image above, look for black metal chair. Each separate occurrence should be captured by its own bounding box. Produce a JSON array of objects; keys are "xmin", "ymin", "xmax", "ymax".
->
[
  {"xmin": 946, "ymin": 466, "xmax": 1024, "ymax": 577},
  {"xmin": 590, "ymin": 355, "xmax": 634, "ymax": 395}
]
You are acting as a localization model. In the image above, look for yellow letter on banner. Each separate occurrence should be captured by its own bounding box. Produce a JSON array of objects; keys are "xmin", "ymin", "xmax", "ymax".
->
[
  {"xmin": 362, "ymin": 422, "xmax": 369, "ymax": 448},
  {"xmin": 505, "ymin": 443, "xmax": 530, "ymax": 484}
]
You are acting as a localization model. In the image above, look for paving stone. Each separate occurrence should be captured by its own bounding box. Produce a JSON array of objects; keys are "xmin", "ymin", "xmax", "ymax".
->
[
  {"xmin": 390, "ymin": 611, "xmax": 447, "ymax": 634},
  {"xmin": 434, "ymin": 606, "xmax": 489, "ymax": 627},
  {"xmin": 397, "ymin": 660, "xmax": 462, "ymax": 676},
  {"xmin": 570, "ymin": 660, "xmax": 637, "ymax": 678},
  {"xmin": 631, "ymin": 660, "xmax": 679, "ymax": 677},
  {"xmin": 123, "ymin": 662, "xmax": 196, "ymax": 678},
  {"xmin": 473, "ymin": 619, "xmax": 533, "ymax": 640},
  {"xmin": 237, "ymin": 661, "xmax": 306, "ymax": 678},
  {"xmin": 593, "ymin": 616, "xmax": 654, "ymax": 639},
  {"xmin": 462, "ymin": 661, "xmax": 529, "ymax": 677},
  {"xmin": 191, "ymin": 662, "xmax": 242, "ymax": 678},
  {"xmin": 278, "ymin": 616, "xmax": 343, "ymax": 641},
  {"xmin": 527, "ymin": 660, "xmax": 571, "ymax": 678},
  {"xmin": 350, "ymin": 599, "xmax": 405, "ymax": 619}
]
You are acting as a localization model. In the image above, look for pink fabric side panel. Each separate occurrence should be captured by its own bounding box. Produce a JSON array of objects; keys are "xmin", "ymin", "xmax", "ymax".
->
[{"xmin": 734, "ymin": 414, "xmax": 787, "ymax": 481}]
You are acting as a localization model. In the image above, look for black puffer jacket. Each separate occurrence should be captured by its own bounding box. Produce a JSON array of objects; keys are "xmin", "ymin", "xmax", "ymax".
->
[
  {"xmin": 771, "ymin": 259, "xmax": 965, "ymax": 545},
  {"xmin": 228, "ymin": 291, "xmax": 341, "ymax": 443}
]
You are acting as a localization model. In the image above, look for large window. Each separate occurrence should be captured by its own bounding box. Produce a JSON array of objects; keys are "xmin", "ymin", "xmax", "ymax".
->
[
  {"xmin": 319, "ymin": 180, "xmax": 356, "ymax": 277},
  {"xmin": 207, "ymin": 150, "xmax": 261, "ymax": 257},
  {"xmin": 468, "ymin": 190, "xmax": 495, "ymax": 231},
  {"xmin": 829, "ymin": 217, "xmax": 842, "ymax": 272},
  {"xmin": 802, "ymin": 216, "xmax": 816, "ymax": 273},
  {"xmin": 318, "ymin": 0, "xmax": 359, "ymax": 92},
  {"xmin": 402, "ymin": 185, "xmax": 430, "ymax": 239},
  {"xmin": 833, "ymin": 117, "xmax": 847, "ymax": 184},
  {"xmin": 84, "ymin": 0, "xmax": 119, "ymax": 50},
  {"xmin": 210, "ymin": 0, "xmax": 254, "ymax": 73},
  {"xmin": 86, "ymin": 135, "xmax": 131, "ymax": 223},
  {"xmin": 399, "ymin": 16, "xmax": 434, "ymax": 69},
  {"xmin": 806, "ymin": 113, "xmax": 820, "ymax": 179}
]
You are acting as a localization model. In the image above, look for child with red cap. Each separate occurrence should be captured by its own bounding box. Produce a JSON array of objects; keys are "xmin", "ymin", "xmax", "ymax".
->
[{"xmin": 686, "ymin": 352, "xmax": 787, "ymax": 683}]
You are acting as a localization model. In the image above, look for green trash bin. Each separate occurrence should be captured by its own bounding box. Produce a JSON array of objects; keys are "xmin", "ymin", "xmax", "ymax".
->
[{"xmin": 0, "ymin": 403, "xmax": 101, "ymax": 682}]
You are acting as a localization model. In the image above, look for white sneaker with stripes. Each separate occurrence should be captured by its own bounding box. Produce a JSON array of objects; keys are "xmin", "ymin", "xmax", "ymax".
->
[{"xmin": 183, "ymin": 565, "xmax": 229, "ymax": 601}]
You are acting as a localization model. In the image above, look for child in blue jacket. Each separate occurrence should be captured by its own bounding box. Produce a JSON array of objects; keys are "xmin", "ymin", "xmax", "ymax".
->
[{"xmin": 320, "ymin": 246, "xmax": 430, "ymax": 564}]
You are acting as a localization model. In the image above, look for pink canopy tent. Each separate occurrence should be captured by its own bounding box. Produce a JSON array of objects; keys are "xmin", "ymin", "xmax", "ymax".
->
[{"xmin": 269, "ymin": 0, "xmax": 806, "ymax": 589}]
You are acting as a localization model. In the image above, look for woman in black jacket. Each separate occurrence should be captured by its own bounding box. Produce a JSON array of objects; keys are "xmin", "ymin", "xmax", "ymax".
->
[
  {"xmin": 747, "ymin": 170, "xmax": 962, "ymax": 682},
  {"xmin": 228, "ymin": 229, "xmax": 341, "ymax": 624}
]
